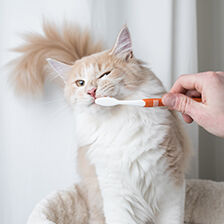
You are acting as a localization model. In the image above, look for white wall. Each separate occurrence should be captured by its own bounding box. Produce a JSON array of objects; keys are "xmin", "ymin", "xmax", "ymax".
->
[
  {"xmin": 1, "ymin": 1, "xmax": 200, "ymax": 223},
  {"xmin": 0, "ymin": 1, "xmax": 90, "ymax": 223}
]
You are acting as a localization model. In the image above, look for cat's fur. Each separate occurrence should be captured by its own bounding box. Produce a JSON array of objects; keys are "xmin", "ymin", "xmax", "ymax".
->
[{"xmin": 11, "ymin": 22, "xmax": 190, "ymax": 224}]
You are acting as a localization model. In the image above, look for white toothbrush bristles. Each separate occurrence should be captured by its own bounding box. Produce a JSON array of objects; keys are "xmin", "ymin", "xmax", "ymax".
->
[
  {"xmin": 95, "ymin": 97, "xmax": 119, "ymax": 106},
  {"xmin": 95, "ymin": 97, "xmax": 145, "ymax": 107}
]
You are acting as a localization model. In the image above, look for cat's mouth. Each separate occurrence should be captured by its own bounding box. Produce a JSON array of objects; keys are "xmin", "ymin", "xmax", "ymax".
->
[{"xmin": 92, "ymin": 96, "xmax": 108, "ymax": 106}]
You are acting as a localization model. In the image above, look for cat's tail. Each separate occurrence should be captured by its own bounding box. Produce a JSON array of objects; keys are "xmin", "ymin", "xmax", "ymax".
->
[
  {"xmin": 27, "ymin": 184, "xmax": 89, "ymax": 224},
  {"xmin": 9, "ymin": 21, "xmax": 103, "ymax": 94}
]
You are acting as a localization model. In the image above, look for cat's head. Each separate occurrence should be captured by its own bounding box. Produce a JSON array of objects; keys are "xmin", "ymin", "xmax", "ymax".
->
[{"xmin": 47, "ymin": 26, "xmax": 147, "ymax": 112}]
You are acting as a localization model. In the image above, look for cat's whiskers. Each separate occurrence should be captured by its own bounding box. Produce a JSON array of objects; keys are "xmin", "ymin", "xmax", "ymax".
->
[{"xmin": 100, "ymin": 84, "xmax": 114, "ymax": 95}]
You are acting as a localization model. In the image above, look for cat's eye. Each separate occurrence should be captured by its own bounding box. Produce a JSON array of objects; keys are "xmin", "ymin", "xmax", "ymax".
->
[
  {"xmin": 75, "ymin": 80, "xmax": 85, "ymax": 87},
  {"xmin": 99, "ymin": 71, "xmax": 111, "ymax": 79}
]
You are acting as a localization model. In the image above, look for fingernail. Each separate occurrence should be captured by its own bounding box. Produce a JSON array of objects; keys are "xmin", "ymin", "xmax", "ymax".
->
[{"xmin": 162, "ymin": 94, "xmax": 176, "ymax": 108}]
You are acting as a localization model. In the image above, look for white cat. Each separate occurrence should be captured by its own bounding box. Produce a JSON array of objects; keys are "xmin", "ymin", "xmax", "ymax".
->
[{"xmin": 11, "ymin": 22, "xmax": 189, "ymax": 224}]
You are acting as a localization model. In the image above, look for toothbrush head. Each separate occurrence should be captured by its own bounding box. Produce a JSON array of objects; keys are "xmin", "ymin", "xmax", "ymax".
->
[{"xmin": 95, "ymin": 97, "xmax": 119, "ymax": 107}]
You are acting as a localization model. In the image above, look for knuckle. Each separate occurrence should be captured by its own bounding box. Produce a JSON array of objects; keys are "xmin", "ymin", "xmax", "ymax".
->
[
  {"xmin": 206, "ymin": 71, "xmax": 216, "ymax": 75},
  {"xmin": 174, "ymin": 95, "xmax": 191, "ymax": 114},
  {"xmin": 178, "ymin": 74, "xmax": 187, "ymax": 81},
  {"xmin": 207, "ymin": 71, "xmax": 218, "ymax": 79},
  {"xmin": 216, "ymin": 71, "xmax": 224, "ymax": 75},
  {"xmin": 175, "ymin": 74, "xmax": 188, "ymax": 86},
  {"xmin": 206, "ymin": 71, "xmax": 221, "ymax": 84}
]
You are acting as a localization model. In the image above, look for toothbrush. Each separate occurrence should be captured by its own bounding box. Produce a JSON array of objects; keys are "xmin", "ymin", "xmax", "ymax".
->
[{"xmin": 95, "ymin": 97, "xmax": 202, "ymax": 107}]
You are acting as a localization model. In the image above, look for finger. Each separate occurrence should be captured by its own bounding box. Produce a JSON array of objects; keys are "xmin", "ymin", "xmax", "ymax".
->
[
  {"xmin": 182, "ymin": 113, "xmax": 193, "ymax": 123},
  {"xmin": 162, "ymin": 93, "xmax": 203, "ymax": 118},
  {"xmin": 170, "ymin": 73, "xmax": 205, "ymax": 94},
  {"xmin": 186, "ymin": 90, "xmax": 201, "ymax": 98},
  {"xmin": 216, "ymin": 71, "xmax": 224, "ymax": 76}
]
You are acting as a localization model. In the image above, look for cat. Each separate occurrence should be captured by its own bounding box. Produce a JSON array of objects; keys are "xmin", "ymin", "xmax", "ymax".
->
[{"xmin": 10, "ymin": 21, "xmax": 189, "ymax": 224}]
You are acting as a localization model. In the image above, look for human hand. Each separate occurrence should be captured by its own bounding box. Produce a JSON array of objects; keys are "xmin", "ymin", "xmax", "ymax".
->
[{"xmin": 162, "ymin": 71, "xmax": 224, "ymax": 137}]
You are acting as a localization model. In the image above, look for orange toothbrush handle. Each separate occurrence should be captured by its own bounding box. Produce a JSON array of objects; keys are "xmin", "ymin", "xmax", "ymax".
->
[
  {"xmin": 143, "ymin": 98, "xmax": 164, "ymax": 107},
  {"xmin": 192, "ymin": 98, "xmax": 202, "ymax": 103},
  {"xmin": 143, "ymin": 98, "xmax": 202, "ymax": 107}
]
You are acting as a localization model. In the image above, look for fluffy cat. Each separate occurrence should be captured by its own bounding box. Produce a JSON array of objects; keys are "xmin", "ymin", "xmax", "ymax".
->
[{"xmin": 11, "ymin": 22, "xmax": 189, "ymax": 224}]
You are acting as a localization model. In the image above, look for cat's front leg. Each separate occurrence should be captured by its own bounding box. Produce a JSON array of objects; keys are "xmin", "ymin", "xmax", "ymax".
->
[
  {"xmin": 96, "ymin": 173, "xmax": 139, "ymax": 224},
  {"xmin": 100, "ymin": 186, "xmax": 134, "ymax": 224},
  {"xmin": 156, "ymin": 182, "xmax": 185, "ymax": 224}
]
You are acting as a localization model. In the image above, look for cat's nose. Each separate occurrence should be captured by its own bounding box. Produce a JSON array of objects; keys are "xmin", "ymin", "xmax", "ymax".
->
[{"xmin": 87, "ymin": 87, "xmax": 97, "ymax": 99}]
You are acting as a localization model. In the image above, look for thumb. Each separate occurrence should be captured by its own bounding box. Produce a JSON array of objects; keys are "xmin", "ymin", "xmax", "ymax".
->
[{"xmin": 162, "ymin": 93, "xmax": 202, "ymax": 117}]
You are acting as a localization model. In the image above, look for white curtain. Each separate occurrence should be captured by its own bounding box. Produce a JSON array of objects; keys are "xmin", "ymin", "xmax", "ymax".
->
[
  {"xmin": 0, "ymin": 0, "xmax": 199, "ymax": 223},
  {"xmin": 89, "ymin": 0, "xmax": 199, "ymax": 178}
]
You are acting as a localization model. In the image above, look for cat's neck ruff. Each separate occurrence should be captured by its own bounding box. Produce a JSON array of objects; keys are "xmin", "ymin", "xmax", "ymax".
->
[
  {"xmin": 75, "ymin": 104, "xmax": 171, "ymax": 151},
  {"xmin": 75, "ymin": 76, "xmax": 172, "ymax": 161}
]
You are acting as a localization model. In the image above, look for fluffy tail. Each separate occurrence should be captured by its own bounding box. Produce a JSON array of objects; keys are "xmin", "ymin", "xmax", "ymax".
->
[
  {"xmin": 9, "ymin": 21, "xmax": 103, "ymax": 94},
  {"xmin": 27, "ymin": 184, "xmax": 89, "ymax": 224}
]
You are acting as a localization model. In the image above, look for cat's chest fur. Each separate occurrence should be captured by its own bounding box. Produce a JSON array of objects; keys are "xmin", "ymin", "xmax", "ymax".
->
[
  {"xmin": 75, "ymin": 106, "xmax": 172, "ymax": 180},
  {"xmin": 75, "ymin": 106, "xmax": 184, "ymax": 223}
]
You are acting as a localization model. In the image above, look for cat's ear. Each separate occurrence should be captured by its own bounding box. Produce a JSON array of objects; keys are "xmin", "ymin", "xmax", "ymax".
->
[
  {"xmin": 110, "ymin": 25, "xmax": 133, "ymax": 60},
  {"xmin": 47, "ymin": 58, "xmax": 72, "ymax": 82}
]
